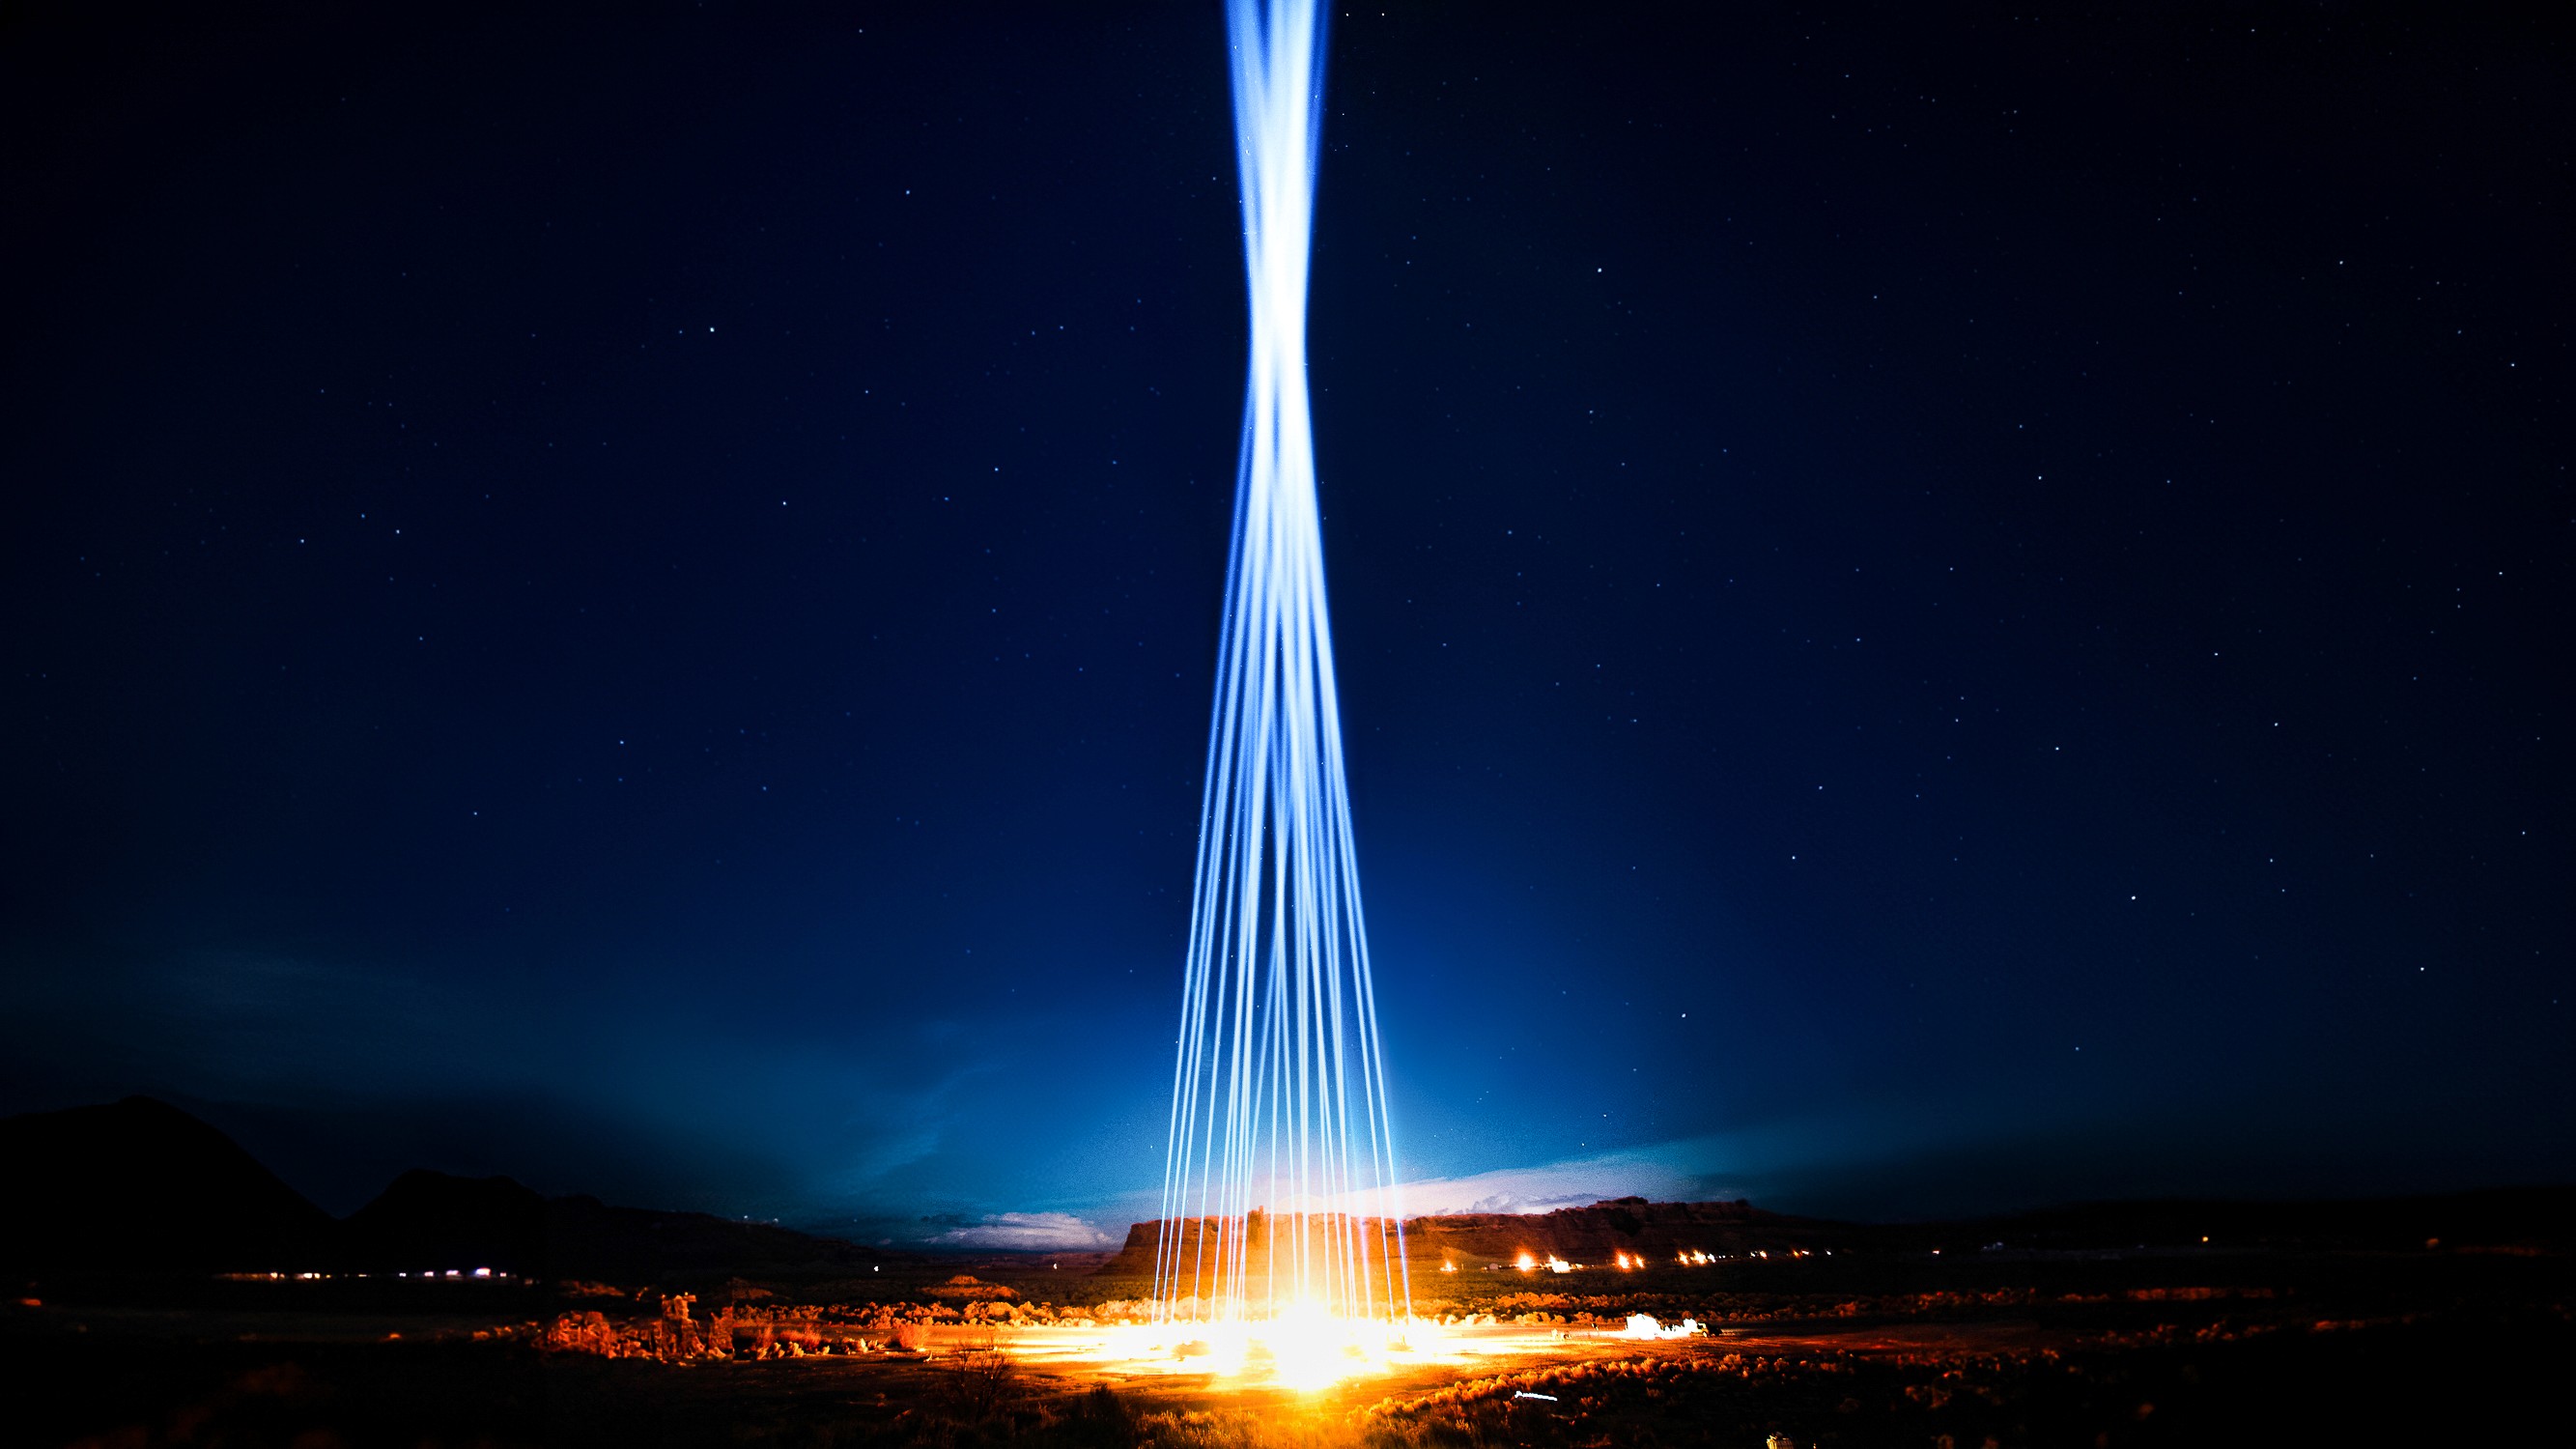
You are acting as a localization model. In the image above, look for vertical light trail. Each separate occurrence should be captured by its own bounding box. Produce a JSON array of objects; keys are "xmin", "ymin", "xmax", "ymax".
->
[{"xmin": 1154, "ymin": 0, "xmax": 1409, "ymax": 1329}]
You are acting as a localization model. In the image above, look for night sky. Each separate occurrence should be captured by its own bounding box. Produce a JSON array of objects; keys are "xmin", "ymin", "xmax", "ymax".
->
[{"xmin": 4, "ymin": 3, "xmax": 2567, "ymax": 1248}]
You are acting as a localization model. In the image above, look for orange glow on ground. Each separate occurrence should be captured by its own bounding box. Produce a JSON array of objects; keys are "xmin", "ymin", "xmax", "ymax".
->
[{"xmin": 974, "ymin": 1315, "xmax": 1614, "ymax": 1393}]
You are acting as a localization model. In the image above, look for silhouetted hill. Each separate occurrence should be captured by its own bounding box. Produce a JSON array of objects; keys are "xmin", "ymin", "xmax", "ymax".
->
[
  {"xmin": 5, "ymin": 1098, "xmax": 912, "ymax": 1287},
  {"xmin": 344, "ymin": 1169, "xmax": 547, "ymax": 1274},
  {"xmin": 0, "ymin": 1097, "xmax": 336, "ymax": 1275},
  {"xmin": 1944, "ymin": 1186, "xmax": 2576, "ymax": 1253},
  {"xmin": 541, "ymin": 1192, "xmax": 903, "ymax": 1281},
  {"xmin": 343, "ymin": 1168, "xmax": 911, "ymax": 1281}
]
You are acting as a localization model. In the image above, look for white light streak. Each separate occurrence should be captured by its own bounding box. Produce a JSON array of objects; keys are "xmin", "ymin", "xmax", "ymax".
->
[{"xmin": 1155, "ymin": 0, "xmax": 1408, "ymax": 1331}]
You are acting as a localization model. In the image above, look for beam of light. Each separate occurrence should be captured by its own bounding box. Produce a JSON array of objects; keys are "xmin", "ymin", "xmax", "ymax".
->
[{"xmin": 1151, "ymin": 0, "xmax": 1411, "ymax": 1356}]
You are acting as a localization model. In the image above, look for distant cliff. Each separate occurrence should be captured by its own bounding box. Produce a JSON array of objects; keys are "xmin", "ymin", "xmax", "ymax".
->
[
  {"xmin": 1097, "ymin": 1185, "xmax": 2576, "ymax": 1282},
  {"xmin": 1097, "ymin": 1196, "xmax": 1841, "ymax": 1280},
  {"xmin": 1400, "ymin": 1196, "xmax": 1835, "ymax": 1264}
]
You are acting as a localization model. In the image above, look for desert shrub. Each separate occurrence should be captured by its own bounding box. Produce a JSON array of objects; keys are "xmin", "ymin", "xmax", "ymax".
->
[
  {"xmin": 940, "ymin": 1331, "xmax": 1017, "ymax": 1420},
  {"xmin": 1036, "ymin": 1384, "xmax": 1136, "ymax": 1449},
  {"xmin": 1128, "ymin": 1407, "xmax": 1341, "ymax": 1448}
]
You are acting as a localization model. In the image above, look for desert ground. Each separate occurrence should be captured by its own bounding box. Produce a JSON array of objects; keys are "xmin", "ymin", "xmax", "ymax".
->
[{"xmin": 10, "ymin": 1236, "xmax": 2567, "ymax": 1448}]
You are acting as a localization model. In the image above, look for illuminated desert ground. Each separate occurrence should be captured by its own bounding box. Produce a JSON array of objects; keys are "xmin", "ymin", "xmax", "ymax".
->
[{"xmin": 14, "ymin": 1199, "xmax": 2572, "ymax": 1449}]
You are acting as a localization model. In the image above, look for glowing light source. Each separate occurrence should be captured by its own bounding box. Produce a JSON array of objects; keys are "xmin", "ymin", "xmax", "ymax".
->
[
  {"xmin": 1620, "ymin": 1314, "xmax": 1704, "ymax": 1340},
  {"xmin": 1153, "ymin": 0, "xmax": 1409, "ymax": 1349}
]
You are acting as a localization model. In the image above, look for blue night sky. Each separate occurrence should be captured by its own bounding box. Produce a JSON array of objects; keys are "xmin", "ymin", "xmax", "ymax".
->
[{"xmin": 4, "ymin": 4, "xmax": 2567, "ymax": 1249}]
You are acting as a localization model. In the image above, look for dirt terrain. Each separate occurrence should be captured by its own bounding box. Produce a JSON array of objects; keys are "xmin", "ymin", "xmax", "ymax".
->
[
  {"xmin": 9, "ymin": 1236, "xmax": 2566, "ymax": 1448},
  {"xmin": 8, "ymin": 1119, "xmax": 2562, "ymax": 1448}
]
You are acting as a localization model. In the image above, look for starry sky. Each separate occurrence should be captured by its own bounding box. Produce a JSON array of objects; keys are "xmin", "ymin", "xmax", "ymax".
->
[{"xmin": 3, "ymin": 3, "xmax": 2567, "ymax": 1247}]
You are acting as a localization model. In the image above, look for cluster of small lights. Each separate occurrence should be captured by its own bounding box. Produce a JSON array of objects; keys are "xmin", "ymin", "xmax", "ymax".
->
[
  {"xmin": 218, "ymin": 1267, "xmax": 507, "ymax": 1281},
  {"xmin": 1420, "ymin": 1247, "xmax": 1837, "ymax": 1274}
]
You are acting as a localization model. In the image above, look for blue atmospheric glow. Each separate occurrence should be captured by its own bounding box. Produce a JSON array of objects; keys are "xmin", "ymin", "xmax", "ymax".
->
[{"xmin": 1154, "ymin": 0, "xmax": 1409, "ymax": 1325}]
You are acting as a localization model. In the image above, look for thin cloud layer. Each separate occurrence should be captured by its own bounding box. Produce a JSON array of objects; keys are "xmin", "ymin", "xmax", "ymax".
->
[
  {"xmin": 1390, "ymin": 1152, "xmax": 1704, "ymax": 1216},
  {"xmin": 930, "ymin": 1211, "xmax": 1116, "ymax": 1251}
]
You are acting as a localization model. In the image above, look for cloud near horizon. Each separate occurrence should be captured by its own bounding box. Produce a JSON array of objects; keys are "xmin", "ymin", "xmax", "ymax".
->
[
  {"xmin": 1236, "ymin": 1147, "xmax": 1716, "ymax": 1221},
  {"xmin": 929, "ymin": 1211, "xmax": 1117, "ymax": 1251},
  {"xmin": 1382, "ymin": 1150, "xmax": 1712, "ymax": 1216}
]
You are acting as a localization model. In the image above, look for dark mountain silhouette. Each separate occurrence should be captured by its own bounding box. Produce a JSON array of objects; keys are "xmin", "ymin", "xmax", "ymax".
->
[
  {"xmin": 342, "ymin": 1168, "xmax": 908, "ymax": 1280},
  {"xmin": 0, "ymin": 1096, "xmax": 336, "ymax": 1274},
  {"xmin": 1935, "ymin": 1186, "xmax": 2576, "ymax": 1253},
  {"xmin": 16, "ymin": 1098, "xmax": 2564, "ymax": 1290},
  {"xmin": 344, "ymin": 1169, "xmax": 547, "ymax": 1274},
  {"xmin": 537, "ymin": 1192, "xmax": 904, "ymax": 1282},
  {"xmin": 4, "ymin": 1098, "xmax": 910, "ymax": 1285}
]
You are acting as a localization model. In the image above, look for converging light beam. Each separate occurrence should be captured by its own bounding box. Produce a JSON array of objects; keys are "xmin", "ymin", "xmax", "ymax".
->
[{"xmin": 1154, "ymin": 0, "xmax": 1410, "ymax": 1332}]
